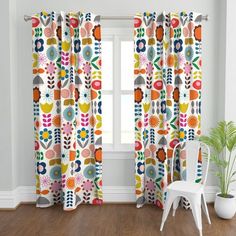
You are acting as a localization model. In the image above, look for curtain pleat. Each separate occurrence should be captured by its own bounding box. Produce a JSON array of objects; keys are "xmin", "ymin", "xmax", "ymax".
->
[
  {"xmin": 134, "ymin": 12, "xmax": 202, "ymax": 209},
  {"xmin": 32, "ymin": 11, "xmax": 103, "ymax": 210}
]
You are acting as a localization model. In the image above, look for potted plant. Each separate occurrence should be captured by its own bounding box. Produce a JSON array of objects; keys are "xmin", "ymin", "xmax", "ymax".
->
[{"xmin": 200, "ymin": 121, "xmax": 236, "ymax": 219}]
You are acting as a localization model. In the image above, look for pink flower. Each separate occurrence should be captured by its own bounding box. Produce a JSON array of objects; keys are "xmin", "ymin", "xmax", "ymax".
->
[
  {"xmin": 82, "ymin": 180, "xmax": 94, "ymax": 192},
  {"xmin": 38, "ymin": 53, "xmax": 47, "ymax": 65},
  {"xmin": 146, "ymin": 62, "xmax": 154, "ymax": 75},
  {"xmin": 62, "ymin": 122, "xmax": 73, "ymax": 136},
  {"xmin": 146, "ymin": 179, "xmax": 155, "ymax": 192},
  {"xmin": 139, "ymin": 53, "xmax": 148, "ymax": 66},
  {"xmin": 40, "ymin": 175, "xmax": 50, "ymax": 187},
  {"xmin": 50, "ymin": 181, "xmax": 61, "ymax": 192},
  {"xmin": 75, "ymin": 173, "xmax": 83, "ymax": 185},
  {"xmin": 78, "ymin": 54, "xmax": 84, "ymax": 67},
  {"xmin": 45, "ymin": 62, "xmax": 56, "ymax": 75},
  {"xmin": 178, "ymin": 53, "xmax": 185, "ymax": 66},
  {"xmin": 83, "ymin": 62, "xmax": 91, "ymax": 74},
  {"xmin": 184, "ymin": 62, "xmax": 192, "ymax": 76}
]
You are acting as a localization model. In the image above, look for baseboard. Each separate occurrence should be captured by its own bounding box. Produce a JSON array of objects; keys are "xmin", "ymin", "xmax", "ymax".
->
[{"xmin": 0, "ymin": 185, "xmax": 218, "ymax": 209}]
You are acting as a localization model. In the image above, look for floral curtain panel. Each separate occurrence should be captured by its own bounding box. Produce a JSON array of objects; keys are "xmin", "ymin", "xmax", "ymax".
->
[
  {"xmin": 33, "ymin": 11, "xmax": 103, "ymax": 210},
  {"xmin": 134, "ymin": 12, "xmax": 202, "ymax": 208}
]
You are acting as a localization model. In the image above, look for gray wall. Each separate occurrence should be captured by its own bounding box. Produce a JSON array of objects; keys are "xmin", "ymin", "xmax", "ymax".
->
[{"xmin": 1, "ymin": 0, "xmax": 226, "ymax": 190}]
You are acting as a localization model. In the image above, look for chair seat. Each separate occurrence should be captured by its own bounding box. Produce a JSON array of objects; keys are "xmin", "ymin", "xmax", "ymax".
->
[{"xmin": 167, "ymin": 180, "xmax": 204, "ymax": 194}]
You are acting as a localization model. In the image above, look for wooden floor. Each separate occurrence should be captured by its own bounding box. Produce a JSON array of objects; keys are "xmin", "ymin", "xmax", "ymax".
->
[{"xmin": 0, "ymin": 204, "xmax": 235, "ymax": 236}]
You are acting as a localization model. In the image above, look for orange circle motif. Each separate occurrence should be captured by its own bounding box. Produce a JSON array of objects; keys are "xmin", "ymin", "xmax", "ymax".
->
[
  {"xmin": 149, "ymin": 115, "xmax": 159, "ymax": 128},
  {"xmin": 66, "ymin": 177, "xmax": 75, "ymax": 190},
  {"xmin": 187, "ymin": 115, "xmax": 198, "ymax": 128}
]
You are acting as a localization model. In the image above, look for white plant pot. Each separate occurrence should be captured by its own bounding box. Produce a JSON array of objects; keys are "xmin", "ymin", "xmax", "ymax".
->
[{"xmin": 214, "ymin": 193, "xmax": 236, "ymax": 219}]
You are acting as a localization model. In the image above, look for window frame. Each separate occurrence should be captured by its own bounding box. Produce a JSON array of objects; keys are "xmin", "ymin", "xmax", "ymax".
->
[{"xmin": 102, "ymin": 28, "xmax": 134, "ymax": 152}]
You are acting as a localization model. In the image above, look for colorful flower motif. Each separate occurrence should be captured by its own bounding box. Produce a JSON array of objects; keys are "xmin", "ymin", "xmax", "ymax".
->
[
  {"xmin": 136, "ymin": 39, "xmax": 146, "ymax": 53},
  {"xmin": 156, "ymin": 25, "xmax": 164, "ymax": 42},
  {"xmin": 37, "ymin": 162, "xmax": 46, "ymax": 175},
  {"xmin": 139, "ymin": 53, "xmax": 148, "ymax": 66},
  {"xmin": 77, "ymin": 128, "xmax": 89, "ymax": 141},
  {"xmin": 63, "ymin": 27, "xmax": 71, "ymax": 41},
  {"xmin": 83, "ymin": 46, "xmax": 93, "ymax": 61},
  {"xmin": 35, "ymin": 39, "xmax": 44, "ymax": 52},
  {"xmin": 80, "ymin": 90, "xmax": 91, "ymax": 103},
  {"xmin": 146, "ymin": 62, "xmax": 154, "ymax": 75},
  {"xmin": 40, "ymin": 175, "xmax": 50, "ymax": 187},
  {"xmin": 75, "ymin": 88, "xmax": 80, "ymax": 102},
  {"xmin": 40, "ymin": 128, "xmax": 52, "ymax": 142},
  {"xmin": 60, "ymin": 66, "xmax": 69, "ymax": 81},
  {"xmin": 173, "ymin": 87, "xmax": 180, "ymax": 103},
  {"xmin": 187, "ymin": 115, "xmax": 198, "ymax": 128},
  {"xmin": 185, "ymin": 46, "xmax": 194, "ymax": 61},
  {"xmin": 179, "ymin": 128, "xmax": 187, "ymax": 141},
  {"xmin": 82, "ymin": 180, "xmax": 94, "ymax": 192},
  {"xmin": 75, "ymin": 160, "xmax": 81, "ymax": 172},
  {"xmin": 45, "ymin": 62, "xmax": 56, "ymax": 75},
  {"xmin": 56, "ymin": 26, "xmax": 62, "ymax": 40},
  {"xmin": 146, "ymin": 166, "xmax": 156, "ymax": 179},
  {"xmin": 75, "ymin": 173, "xmax": 83, "ymax": 185},
  {"xmin": 180, "ymin": 89, "xmax": 189, "ymax": 101},
  {"xmin": 156, "ymin": 148, "xmax": 166, "ymax": 163},
  {"xmin": 63, "ymin": 107, "xmax": 74, "ymax": 121},
  {"xmin": 74, "ymin": 39, "xmax": 81, "ymax": 53},
  {"xmin": 84, "ymin": 165, "xmax": 96, "ymax": 179},
  {"xmin": 184, "ymin": 62, "xmax": 192, "ymax": 76},
  {"xmin": 171, "ymin": 18, "xmax": 179, "ymax": 28},
  {"xmin": 33, "ymin": 87, "xmax": 41, "ymax": 103},
  {"xmin": 137, "ymin": 162, "xmax": 144, "ymax": 175},
  {"xmin": 146, "ymin": 179, "xmax": 155, "ymax": 192},
  {"xmin": 50, "ymin": 180, "xmax": 61, "ymax": 192},
  {"xmin": 41, "ymin": 89, "xmax": 53, "ymax": 103},
  {"xmin": 134, "ymin": 87, "xmax": 143, "ymax": 104},
  {"xmin": 46, "ymin": 46, "xmax": 57, "ymax": 61},
  {"xmin": 62, "ymin": 122, "xmax": 73, "ymax": 136},
  {"xmin": 95, "ymin": 148, "xmax": 102, "ymax": 163},
  {"xmin": 83, "ymin": 62, "xmax": 92, "ymax": 74},
  {"xmin": 194, "ymin": 25, "xmax": 201, "ymax": 41},
  {"xmin": 174, "ymin": 39, "xmax": 183, "ymax": 53},
  {"xmin": 149, "ymin": 115, "xmax": 159, "ymax": 128},
  {"xmin": 38, "ymin": 53, "xmax": 47, "ymax": 65},
  {"xmin": 50, "ymin": 166, "xmax": 61, "ymax": 180},
  {"xmin": 92, "ymin": 25, "xmax": 101, "ymax": 41}
]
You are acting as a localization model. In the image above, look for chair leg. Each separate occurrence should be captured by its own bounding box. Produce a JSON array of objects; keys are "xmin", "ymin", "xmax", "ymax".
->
[
  {"xmin": 172, "ymin": 196, "xmax": 181, "ymax": 216},
  {"xmin": 160, "ymin": 192, "xmax": 176, "ymax": 231},
  {"xmin": 201, "ymin": 193, "xmax": 211, "ymax": 224},
  {"xmin": 189, "ymin": 195, "xmax": 202, "ymax": 236}
]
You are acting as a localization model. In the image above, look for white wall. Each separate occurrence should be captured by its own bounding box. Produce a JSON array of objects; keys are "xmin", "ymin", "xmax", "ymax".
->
[{"xmin": 1, "ymin": 0, "xmax": 226, "ymax": 191}]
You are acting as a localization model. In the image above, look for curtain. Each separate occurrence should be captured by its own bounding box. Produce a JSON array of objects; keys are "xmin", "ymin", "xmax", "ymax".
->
[
  {"xmin": 32, "ymin": 11, "xmax": 103, "ymax": 210},
  {"xmin": 134, "ymin": 12, "xmax": 202, "ymax": 208}
]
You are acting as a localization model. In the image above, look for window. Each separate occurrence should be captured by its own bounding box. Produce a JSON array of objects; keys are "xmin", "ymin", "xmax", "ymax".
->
[{"xmin": 102, "ymin": 28, "xmax": 134, "ymax": 152}]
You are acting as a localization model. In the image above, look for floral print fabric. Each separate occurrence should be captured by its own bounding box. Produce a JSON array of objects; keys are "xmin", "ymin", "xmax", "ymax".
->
[
  {"xmin": 33, "ymin": 11, "xmax": 102, "ymax": 210},
  {"xmin": 134, "ymin": 12, "xmax": 202, "ymax": 208}
]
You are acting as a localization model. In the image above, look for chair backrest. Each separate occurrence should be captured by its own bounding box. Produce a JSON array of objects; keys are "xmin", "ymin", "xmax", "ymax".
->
[{"xmin": 171, "ymin": 140, "xmax": 210, "ymax": 186}]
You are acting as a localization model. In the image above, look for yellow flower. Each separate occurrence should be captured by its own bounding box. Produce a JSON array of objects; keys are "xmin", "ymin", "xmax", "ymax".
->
[
  {"xmin": 61, "ymin": 164, "xmax": 68, "ymax": 174},
  {"xmin": 79, "ymin": 103, "xmax": 90, "ymax": 113},
  {"xmin": 62, "ymin": 41, "xmax": 71, "ymax": 51},
  {"xmin": 179, "ymin": 103, "xmax": 189, "ymax": 113},
  {"xmin": 143, "ymin": 103, "xmax": 150, "ymax": 113},
  {"xmin": 40, "ymin": 103, "xmax": 53, "ymax": 113}
]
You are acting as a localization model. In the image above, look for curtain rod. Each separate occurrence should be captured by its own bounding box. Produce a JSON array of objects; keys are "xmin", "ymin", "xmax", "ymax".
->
[{"xmin": 24, "ymin": 14, "xmax": 209, "ymax": 22}]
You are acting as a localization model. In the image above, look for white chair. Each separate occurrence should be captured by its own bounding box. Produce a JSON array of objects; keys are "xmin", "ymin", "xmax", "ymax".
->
[{"xmin": 160, "ymin": 140, "xmax": 211, "ymax": 236}]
